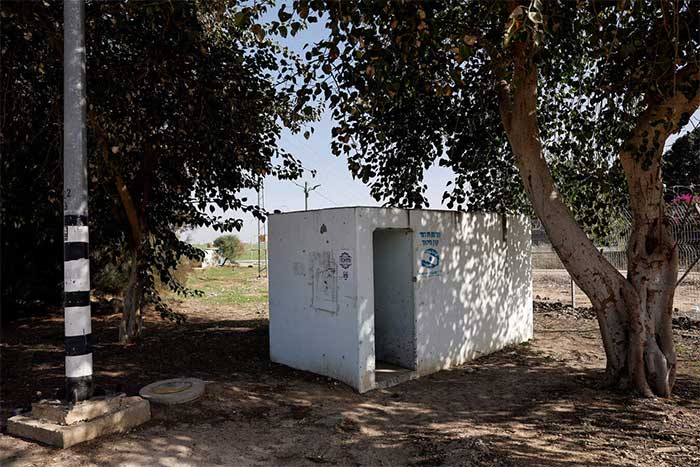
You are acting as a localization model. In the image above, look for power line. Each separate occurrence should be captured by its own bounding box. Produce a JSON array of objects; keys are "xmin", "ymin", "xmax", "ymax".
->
[
  {"xmin": 283, "ymin": 137, "xmax": 351, "ymax": 181},
  {"xmin": 311, "ymin": 189, "xmax": 338, "ymax": 206}
]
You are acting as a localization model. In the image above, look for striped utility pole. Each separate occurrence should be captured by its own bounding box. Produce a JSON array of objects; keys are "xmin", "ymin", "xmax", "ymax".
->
[{"xmin": 63, "ymin": 0, "xmax": 93, "ymax": 403}]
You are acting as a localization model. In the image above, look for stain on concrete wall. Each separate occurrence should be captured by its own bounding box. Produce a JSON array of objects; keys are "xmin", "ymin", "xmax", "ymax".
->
[{"xmin": 311, "ymin": 251, "xmax": 338, "ymax": 313}]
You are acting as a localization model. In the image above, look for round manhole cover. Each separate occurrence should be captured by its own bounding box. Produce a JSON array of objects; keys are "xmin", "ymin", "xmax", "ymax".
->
[
  {"xmin": 151, "ymin": 381, "xmax": 193, "ymax": 395},
  {"xmin": 139, "ymin": 378, "xmax": 205, "ymax": 405}
]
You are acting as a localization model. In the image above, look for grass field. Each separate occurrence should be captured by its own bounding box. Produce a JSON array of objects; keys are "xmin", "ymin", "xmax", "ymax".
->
[
  {"xmin": 235, "ymin": 243, "xmax": 266, "ymax": 261},
  {"xmin": 192, "ymin": 242, "xmax": 265, "ymax": 262},
  {"xmin": 184, "ymin": 266, "xmax": 267, "ymax": 305}
]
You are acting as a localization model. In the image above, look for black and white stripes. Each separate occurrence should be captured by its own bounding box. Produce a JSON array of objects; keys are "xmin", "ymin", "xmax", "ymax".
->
[
  {"xmin": 64, "ymin": 0, "xmax": 93, "ymax": 402},
  {"xmin": 64, "ymin": 216, "xmax": 93, "ymax": 401}
]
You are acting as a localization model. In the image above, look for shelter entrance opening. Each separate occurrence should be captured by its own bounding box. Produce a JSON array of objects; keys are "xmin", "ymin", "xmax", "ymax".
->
[{"xmin": 372, "ymin": 229, "xmax": 416, "ymax": 387}]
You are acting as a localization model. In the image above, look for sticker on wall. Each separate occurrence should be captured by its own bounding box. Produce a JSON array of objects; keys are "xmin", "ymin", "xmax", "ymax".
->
[
  {"xmin": 337, "ymin": 249, "xmax": 355, "ymax": 300},
  {"xmin": 421, "ymin": 248, "xmax": 440, "ymax": 268},
  {"xmin": 418, "ymin": 231, "xmax": 442, "ymax": 277},
  {"xmin": 339, "ymin": 251, "xmax": 352, "ymax": 273}
]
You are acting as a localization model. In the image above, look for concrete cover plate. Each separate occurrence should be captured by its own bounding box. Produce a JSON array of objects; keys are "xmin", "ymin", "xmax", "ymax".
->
[{"xmin": 139, "ymin": 378, "xmax": 205, "ymax": 405}]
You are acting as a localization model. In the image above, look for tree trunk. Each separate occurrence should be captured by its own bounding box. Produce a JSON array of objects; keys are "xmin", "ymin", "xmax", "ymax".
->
[
  {"xmin": 623, "ymin": 221, "xmax": 677, "ymax": 396},
  {"xmin": 496, "ymin": 43, "xmax": 699, "ymax": 396},
  {"xmin": 92, "ymin": 124, "xmax": 154, "ymax": 343},
  {"xmin": 616, "ymin": 94, "xmax": 696, "ymax": 395},
  {"xmin": 120, "ymin": 251, "xmax": 145, "ymax": 342}
]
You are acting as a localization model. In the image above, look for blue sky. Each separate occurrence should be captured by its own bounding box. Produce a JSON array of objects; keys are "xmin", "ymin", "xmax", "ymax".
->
[
  {"xmin": 185, "ymin": 14, "xmax": 700, "ymax": 245},
  {"xmin": 187, "ymin": 106, "xmax": 456, "ymax": 245},
  {"xmin": 187, "ymin": 15, "xmax": 456, "ymax": 244}
]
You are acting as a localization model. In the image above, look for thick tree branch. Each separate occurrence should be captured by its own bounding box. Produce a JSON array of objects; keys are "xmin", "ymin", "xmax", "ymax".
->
[
  {"xmin": 497, "ymin": 40, "xmax": 645, "ymax": 384},
  {"xmin": 89, "ymin": 113, "xmax": 142, "ymax": 246},
  {"xmin": 480, "ymin": 37, "xmax": 514, "ymax": 133},
  {"xmin": 619, "ymin": 70, "xmax": 700, "ymax": 258},
  {"xmin": 615, "ymin": 71, "xmax": 699, "ymax": 396}
]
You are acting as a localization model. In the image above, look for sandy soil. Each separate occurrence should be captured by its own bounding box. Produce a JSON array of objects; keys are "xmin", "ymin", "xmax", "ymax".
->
[{"xmin": 1, "ymin": 291, "xmax": 699, "ymax": 466}]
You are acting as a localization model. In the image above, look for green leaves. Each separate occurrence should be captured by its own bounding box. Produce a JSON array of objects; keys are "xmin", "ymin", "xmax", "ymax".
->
[
  {"xmin": 1, "ymin": 0, "xmax": 312, "ymax": 316},
  {"xmin": 251, "ymin": 23, "xmax": 265, "ymax": 41},
  {"xmin": 295, "ymin": 0, "xmax": 523, "ymax": 210},
  {"xmin": 503, "ymin": 0, "xmax": 545, "ymax": 48},
  {"xmin": 295, "ymin": 0, "xmax": 698, "ymax": 234},
  {"xmin": 662, "ymin": 127, "xmax": 700, "ymax": 199},
  {"xmin": 213, "ymin": 234, "xmax": 245, "ymax": 264},
  {"xmin": 234, "ymin": 8, "xmax": 252, "ymax": 26},
  {"xmin": 278, "ymin": 4, "xmax": 293, "ymax": 22}
]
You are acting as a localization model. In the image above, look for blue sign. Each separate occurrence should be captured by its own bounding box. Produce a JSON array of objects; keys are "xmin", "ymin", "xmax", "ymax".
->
[{"xmin": 421, "ymin": 248, "xmax": 440, "ymax": 269}]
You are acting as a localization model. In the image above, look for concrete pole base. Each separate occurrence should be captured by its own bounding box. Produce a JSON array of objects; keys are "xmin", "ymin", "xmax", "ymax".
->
[{"xmin": 7, "ymin": 394, "xmax": 150, "ymax": 448}]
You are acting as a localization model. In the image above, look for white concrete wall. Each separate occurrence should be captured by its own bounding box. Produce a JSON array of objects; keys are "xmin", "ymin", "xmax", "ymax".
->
[
  {"xmin": 268, "ymin": 208, "xmax": 361, "ymax": 389},
  {"xmin": 408, "ymin": 212, "xmax": 532, "ymax": 376},
  {"xmin": 269, "ymin": 208, "xmax": 532, "ymax": 393}
]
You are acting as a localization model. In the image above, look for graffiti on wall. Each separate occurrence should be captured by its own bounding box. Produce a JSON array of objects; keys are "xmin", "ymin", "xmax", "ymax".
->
[
  {"xmin": 311, "ymin": 249, "xmax": 356, "ymax": 312},
  {"xmin": 311, "ymin": 251, "xmax": 337, "ymax": 312}
]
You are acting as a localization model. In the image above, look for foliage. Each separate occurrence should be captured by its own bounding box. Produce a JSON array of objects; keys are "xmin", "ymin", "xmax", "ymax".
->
[
  {"xmin": 671, "ymin": 194, "xmax": 700, "ymax": 205},
  {"xmin": 91, "ymin": 252, "xmax": 130, "ymax": 295},
  {"xmin": 663, "ymin": 127, "xmax": 700, "ymax": 199},
  {"xmin": 0, "ymin": 1, "xmax": 64, "ymax": 310},
  {"xmin": 292, "ymin": 0, "xmax": 698, "ymax": 240},
  {"xmin": 290, "ymin": 1, "xmax": 699, "ymax": 396},
  {"xmin": 0, "ymin": 1, "xmax": 313, "ymax": 325},
  {"xmin": 213, "ymin": 235, "xmax": 245, "ymax": 264}
]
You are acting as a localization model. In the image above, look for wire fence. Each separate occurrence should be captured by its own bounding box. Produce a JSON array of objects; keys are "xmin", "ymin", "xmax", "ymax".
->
[{"xmin": 532, "ymin": 203, "xmax": 700, "ymax": 315}]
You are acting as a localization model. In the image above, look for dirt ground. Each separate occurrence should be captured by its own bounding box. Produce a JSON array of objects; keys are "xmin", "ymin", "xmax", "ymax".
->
[
  {"xmin": 533, "ymin": 269, "xmax": 700, "ymax": 315},
  {"xmin": 2, "ymin": 277, "xmax": 700, "ymax": 466}
]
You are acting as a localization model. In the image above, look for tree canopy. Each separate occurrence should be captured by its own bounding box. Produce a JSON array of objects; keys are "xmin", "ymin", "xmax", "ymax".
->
[
  {"xmin": 294, "ymin": 0, "xmax": 697, "ymax": 238},
  {"xmin": 663, "ymin": 126, "xmax": 700, "ymax": 199},
  {"xmin": 1, "ymin": 0, "xmax": 313, "ymax": 334},
  {"xmin": 295, "ymin": 0, "xmax": 700, "ymax": 397}
]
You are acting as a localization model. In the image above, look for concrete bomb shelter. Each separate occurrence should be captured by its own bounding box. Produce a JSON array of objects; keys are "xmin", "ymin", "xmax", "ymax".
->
[{"xmin": 268, "ymin": 208, "xmax": 533, "ymax": 393}]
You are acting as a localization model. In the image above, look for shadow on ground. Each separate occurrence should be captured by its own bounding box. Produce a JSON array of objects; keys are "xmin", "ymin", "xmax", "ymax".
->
[{"xmin": 1, "ymin": 305, "xmax": 699, "ymax": 466}]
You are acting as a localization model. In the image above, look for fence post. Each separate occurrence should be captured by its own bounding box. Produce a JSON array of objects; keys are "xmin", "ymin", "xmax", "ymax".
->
[{"xmin": 570, "ymin": 277, "xmax": 576, "ymax": 308}]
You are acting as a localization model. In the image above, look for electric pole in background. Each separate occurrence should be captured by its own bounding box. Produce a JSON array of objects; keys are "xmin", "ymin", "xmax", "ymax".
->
[
  {"xmin": 257, "ymin": 178, "xmax": 267, "ymax": 278},
  {"xmin": 63, "ymin": 0, "xmax": 93, "ymax": 402},
  {"xmin": 294, "ymin": 181, "xmax": 321, "ymax": 211}
]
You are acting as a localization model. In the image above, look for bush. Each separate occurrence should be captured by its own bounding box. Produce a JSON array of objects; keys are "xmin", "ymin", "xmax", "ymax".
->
[{"xmin": 213, "ymin": 235, "xmax": 245, "ymax": 265}]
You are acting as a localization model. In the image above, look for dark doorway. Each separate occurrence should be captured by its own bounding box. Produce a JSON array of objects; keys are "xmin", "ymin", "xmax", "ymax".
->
[{"xmin": 373, "ymin": 229, "xmax": 416, "ymax": 376}]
